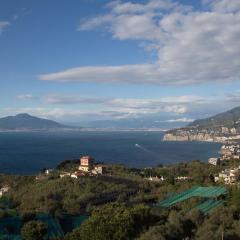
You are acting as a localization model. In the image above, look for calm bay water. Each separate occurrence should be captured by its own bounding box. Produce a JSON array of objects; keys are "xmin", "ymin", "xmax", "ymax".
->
[{"xmin": 0, "ymin": 131, "xmax": 221, "ymax": 175}]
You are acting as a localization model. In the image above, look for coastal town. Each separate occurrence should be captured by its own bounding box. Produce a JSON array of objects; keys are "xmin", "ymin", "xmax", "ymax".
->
[
  {"xmin": 208, "ymin": 141, "xmax": 240, "ymax": 185},
  {"xmin": 146, "ymin": 139, "xmax": 240, "ymax": 186},
  {"xmin": 161, "ymin": 114, "xmax": 240, "ymax": 186},
  {"xmin": 163, "ymin": 126, "xmax": 240, "ymax": 142},
  {"xmin": 144, "ymin": 140, "xmax": 240, "ymax": 186}
]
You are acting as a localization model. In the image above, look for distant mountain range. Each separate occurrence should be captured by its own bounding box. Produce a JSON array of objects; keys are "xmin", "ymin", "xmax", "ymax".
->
[
  {"xmin": 81, "ymin": 118, "xmax": 188, "ymax": 130},
  {"xmin": 2, "ymin": 107, "xmax": 240, "ymax": 133},
  {"xmin": 0, "ymin": 113, "xmax": 186, "ymax": 131},
  {"xmin": 0, "ymin": 113, "xmax": 70, "ymax": 130},
  {"xmin": 163, "ymin": 106, "xmax": 240, "ymax": 142}
]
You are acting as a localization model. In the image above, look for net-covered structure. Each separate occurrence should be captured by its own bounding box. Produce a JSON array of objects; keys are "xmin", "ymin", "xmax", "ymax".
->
[
  {"xmin": 194, "ymin": 199, "xmax": 225, "ymax": 215},
  {"xmin": 157, "ymin": 186, "xmax": 227, "ymax": 214}
]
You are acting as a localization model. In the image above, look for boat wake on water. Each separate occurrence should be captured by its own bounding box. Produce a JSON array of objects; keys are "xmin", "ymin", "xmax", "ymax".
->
[{"xmin": 134, "ymin": 143, "xmax": 158, "ymax": 156}]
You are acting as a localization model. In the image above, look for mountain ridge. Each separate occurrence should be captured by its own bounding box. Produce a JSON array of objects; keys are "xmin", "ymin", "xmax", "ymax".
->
[
  {"xmin": 0, "ymin": 113, "xmax": 71, "ymax": 130},
  {"xmin": 188, "ymin": 106, "xmax": 240, "ymax": 129}
]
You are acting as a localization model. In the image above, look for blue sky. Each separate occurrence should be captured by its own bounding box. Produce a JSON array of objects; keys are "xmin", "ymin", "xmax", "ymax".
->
[{"xmin": 0, "ymin": 0, "xmax": 240, "ymax": 127}]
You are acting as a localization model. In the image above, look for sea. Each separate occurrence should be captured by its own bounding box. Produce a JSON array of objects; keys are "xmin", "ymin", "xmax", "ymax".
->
[{"xmin": 0, "ymin": 131, "xmax": 222, "ymax": 175}]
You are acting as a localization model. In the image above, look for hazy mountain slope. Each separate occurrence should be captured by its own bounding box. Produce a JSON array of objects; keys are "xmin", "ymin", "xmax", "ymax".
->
[
  {"xmin": 188, "ymin": 106, "xmax": 240, "ymax": 129},
  {"xmin": 0, "ymin": 113, "xmax": 68, "ymax": 130}
]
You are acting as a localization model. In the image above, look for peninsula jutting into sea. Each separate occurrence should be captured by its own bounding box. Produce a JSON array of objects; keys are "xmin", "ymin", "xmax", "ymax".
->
[{"xmin": 163, "ymin": 106, "xmax": 240, "ymax": 143}]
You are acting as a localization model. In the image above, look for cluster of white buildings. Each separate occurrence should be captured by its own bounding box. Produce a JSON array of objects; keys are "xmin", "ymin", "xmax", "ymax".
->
[
  {"xmin": 0, "ymin": 185, "xmax": 9, "ymax": 197},
  {"xmin": 208, "ymin": 143, "xmax": 240, "ymax": 166},
  {"xmin": 208, "ymin": 157, "xmax": 220, "ymax": 166},
  {"xmin": 146, "ymin": 175, "xmax": 191, "ymax": 182},
  {"xmin": 146, "ymin": 176, "xmax": 164, "ymax": 182},
  {"xmin": 220, "ymin": 144, "xmax": 240, "ymax": 161},
  {"xmin": 60, "ymin": 156, "xmax": 106, "ymax": 179},
  {"xmin": 35, "ymin": 156, "xmax": 106, "ymax": 181},
  {"xmin": 215, "ymin": 167, "xmax": 240, "ymax": 185},
  {"xmin": 208, "ymin": 142, "xmax": 240, "ymax": 184}
]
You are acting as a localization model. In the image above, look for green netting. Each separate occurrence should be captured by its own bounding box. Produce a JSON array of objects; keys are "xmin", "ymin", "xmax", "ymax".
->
[
  {"xmin": 157, "ymin": 186, "xmax": 227, "ymax": 208},
  {"xmin": 194, "ymin": 199, "xmax": 224, "ymax": 214}
]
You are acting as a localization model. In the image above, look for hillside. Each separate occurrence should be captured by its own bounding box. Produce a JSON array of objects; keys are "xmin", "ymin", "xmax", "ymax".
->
[
  {"xmin": 189, "ymin": 106, "xmax": 240, "ymax": 129},
  {"xmin": 163, "ymin": 106, "xmax": 240, "ymax": 142},
  {"xmin": 0, "ymin": 113, "xmax": 69, "ymax": 130}
]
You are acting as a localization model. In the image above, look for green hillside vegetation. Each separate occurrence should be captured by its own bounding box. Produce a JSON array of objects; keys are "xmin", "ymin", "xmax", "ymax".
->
[{"xmin": 0, "ymin": 161, "xmax": 240, "ymax": 239}]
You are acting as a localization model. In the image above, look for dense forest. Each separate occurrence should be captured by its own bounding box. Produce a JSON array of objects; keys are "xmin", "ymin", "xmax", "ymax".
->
[{"xmin": 0, "ymin": 160, "xmax": 240, "ymax": 239}]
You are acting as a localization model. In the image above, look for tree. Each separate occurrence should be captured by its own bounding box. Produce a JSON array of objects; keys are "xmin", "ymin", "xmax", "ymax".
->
[
  {"xmin": 64, "ymin": 228, "xmax": 82, "ymax": 240},
  {"xmin": 21, "ymin": 211, "xmax": 36, "ymax": 223},
  {"xmin": 229, "ymin": 188, "xmax": 240, "ymax": 210},
  {"xmin": 138, "ymin": 225, "xmax": 166, "ymax": 240},
  {"xmin": 21, "ymin": 220, "xmax": 48, "ymax": 240},
  {"xmin": 187, "ymin": 209, "xmax": 204, "ymax": 227},
  {"xmin": 166, "ymin": 175, "xmax": 175, "ymax": 185},
  {"xmin": 79, "ymin": 203, "xmax": 155, "ymax": 240}
]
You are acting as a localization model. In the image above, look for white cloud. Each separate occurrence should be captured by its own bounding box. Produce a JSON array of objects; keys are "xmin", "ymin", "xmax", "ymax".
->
[
  {"xmin": 2, "ymin": 91, "xmax": 240, "ymax": 122},
  {"xmin": 0, "ymin": 9, "xmax": 29, "ymax": 35},
  {"xmin": 203, "ymin": 0, "xmax": 240, "ymax": 13},
  {"xmin": 46, "ymin": 95, "xmax": 110, "ymax": 104},
  {"xmin": 45, "ymin": 95, "xmax": 189, "ymax": 117},
  {"xmin": 40, "ymin": 92, "xmax": 240, "ymax": 119},
  {"xmin": 45, "ymin": 94, "xmax": 205, "ymax": 107},
  {"xmin": 40, "ymin": 64, "xmax": 161, "ymax": 84},
  {"xmin": 0, "ymin": 21, "xmax": 10, "ymax": 33},
  {"xmin": 106, "ymin": 0, "xmax": 181, "ymax": 14},
  {"xmin": 40, "ymin": 0, "xmax": 240, "ymax": 86},
  {"xmin": 164, "ymin": 118, "xmax": 195, "ymax": 123},
  {"xmin": 107, "ymin": 98, "xmax": 188, "ymax": 114},
  {"xmin": 16, "ymin": 94, "xmax": 39, "ymax": 100}
]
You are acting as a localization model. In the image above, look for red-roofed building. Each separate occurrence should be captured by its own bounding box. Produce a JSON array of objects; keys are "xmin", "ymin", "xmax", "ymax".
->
[{"xmin": 79, "ymin": 156, "xmax": 95, "ymax": 172}]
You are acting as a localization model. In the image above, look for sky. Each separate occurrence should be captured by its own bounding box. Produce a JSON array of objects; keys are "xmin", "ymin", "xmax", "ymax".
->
[{"xmin": 0, "ymin": 0, "xmax": 240, "ymax": 127}]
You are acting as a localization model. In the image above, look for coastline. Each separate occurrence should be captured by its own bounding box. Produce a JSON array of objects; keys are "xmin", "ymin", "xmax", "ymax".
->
[{"xmin": 0, "ymin": 128, "xmax": 167, "ymax": 133}]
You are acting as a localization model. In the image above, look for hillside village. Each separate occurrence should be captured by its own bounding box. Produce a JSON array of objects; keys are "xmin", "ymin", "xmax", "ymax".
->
[
  {"xmin": 207, "ymin": 141, "xmax": 240, "ymax": 185},
  {"xmin": 163, "ymin": 106, "xmax": 240, "ymax": 142},
  {"xmin": 35, "ymin": 156, "xmax": 106, "ymax": 181},
  {"xmin": 33, "ymin": 140, "xmax": 240, "ymax": 187},
  {"xmin": 163, "ymin": 126, "xmax": 240, "ymax": 142}
]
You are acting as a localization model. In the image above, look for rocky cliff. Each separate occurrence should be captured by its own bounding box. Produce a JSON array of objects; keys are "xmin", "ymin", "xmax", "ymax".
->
[
  {"xmin": 163, "ymin": 132, "xmax": 221, "ymax": 142},
  {"xmin": 163, "ymin": 130, "xmax": 240, "ymax": 142}
]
